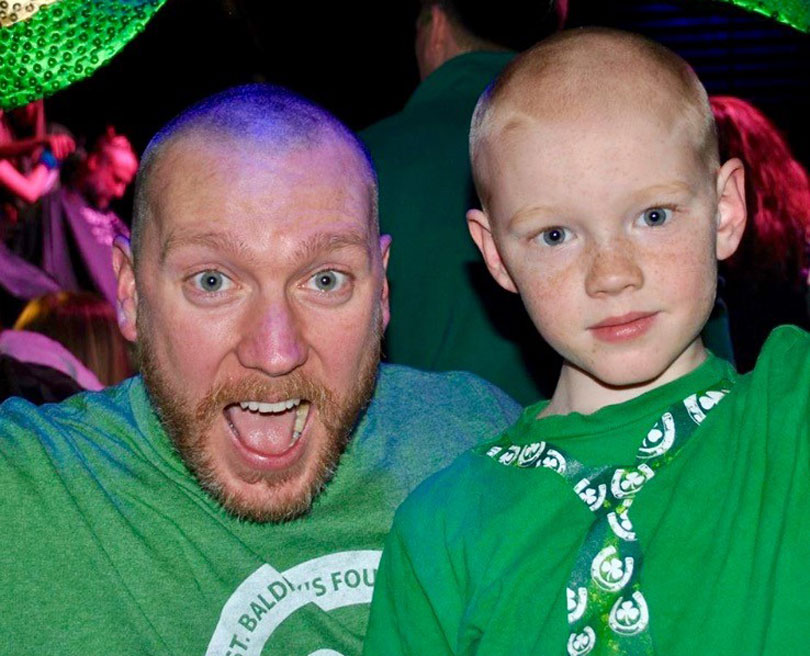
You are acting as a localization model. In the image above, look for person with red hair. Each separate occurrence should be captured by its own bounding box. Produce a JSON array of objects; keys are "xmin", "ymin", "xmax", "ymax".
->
[{"xmin": 711, "ymin": 95, "xmax": 810, "ymax": 371}]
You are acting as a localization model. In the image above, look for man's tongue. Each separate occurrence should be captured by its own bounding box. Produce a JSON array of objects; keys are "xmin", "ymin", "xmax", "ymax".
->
[{"xmin": 226, "ymin": 403, "xmax": 307, "ymax": 457}]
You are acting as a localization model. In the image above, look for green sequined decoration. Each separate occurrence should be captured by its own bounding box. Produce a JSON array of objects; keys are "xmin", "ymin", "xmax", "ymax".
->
[
  {"xmin": 709, "ymin": 0, "xmax": 810, "ymax": 31},
  {"xmin": 0, "ymin": 0, "xmax": 167, "ymax": 110}
]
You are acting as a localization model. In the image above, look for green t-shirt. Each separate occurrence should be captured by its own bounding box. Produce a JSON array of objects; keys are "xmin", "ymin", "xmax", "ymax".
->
[
  {"xmin": 363, "ymin": 326, "xmax": 810, "ymax": 655},
  {"xmin": 0, "ymin": 364, "xmax": 520, "ymax": 655}
]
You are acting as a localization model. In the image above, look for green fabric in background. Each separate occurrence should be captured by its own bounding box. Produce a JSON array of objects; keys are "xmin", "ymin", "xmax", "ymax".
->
[
  {"xmin": 362, "ymin": 52, "xmax": 557, "ymax": 406},
  {"xmin": 712, "ymin": 0, "xmax": 810, "ymax": 31},
  {"xmin": 0, "ymin": 0, "xmax": 167, "ymax": 110}
]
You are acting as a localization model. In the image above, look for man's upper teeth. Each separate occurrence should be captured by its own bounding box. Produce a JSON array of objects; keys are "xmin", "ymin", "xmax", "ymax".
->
[{"xmin": 239, "ymin": 398, "xmax": 301, "ymax": 414}]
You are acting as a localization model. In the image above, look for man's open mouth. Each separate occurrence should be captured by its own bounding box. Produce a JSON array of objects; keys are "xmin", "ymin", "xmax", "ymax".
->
[{"xmin": 224, "ymin": 398, "xmax": 311, "ymax": 458}]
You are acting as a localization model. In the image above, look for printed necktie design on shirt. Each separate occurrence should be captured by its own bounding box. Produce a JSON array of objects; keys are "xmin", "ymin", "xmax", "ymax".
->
[{"xmin": 486, "ymin": 382, "xmax": 732, "ymax": 656}]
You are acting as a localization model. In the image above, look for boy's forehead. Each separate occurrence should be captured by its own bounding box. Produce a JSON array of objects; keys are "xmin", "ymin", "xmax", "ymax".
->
[
  {"xmin": 489, "ymin": 54, "xmax": 689, "ymax": 141},
  {"xmin": 473, "ymin": 30, "xmax": 717, "ymax": 210},
  {"xmin": 480, "ymin": 98, "xmax": 717, "ymax": 228}
]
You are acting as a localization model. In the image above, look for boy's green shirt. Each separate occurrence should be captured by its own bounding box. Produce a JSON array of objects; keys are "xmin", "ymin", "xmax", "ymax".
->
[{"xmin": 363, "ymin": 326, "xmax": 810, "ymax": 655}]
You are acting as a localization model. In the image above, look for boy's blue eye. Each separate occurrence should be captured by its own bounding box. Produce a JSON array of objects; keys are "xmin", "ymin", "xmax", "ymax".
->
[
  {"xmin": 541, "ymin": 227, "xmax": 568, "ymax": 246},
  {"xmin": 641, "ymin": 207, "xmax": 671, "ymax": 227}
]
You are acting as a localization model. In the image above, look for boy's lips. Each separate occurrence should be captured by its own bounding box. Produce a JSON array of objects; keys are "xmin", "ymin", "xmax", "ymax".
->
[{"xmin": 589, "ymin": 312, "xmax": 658, "ymax": 343}]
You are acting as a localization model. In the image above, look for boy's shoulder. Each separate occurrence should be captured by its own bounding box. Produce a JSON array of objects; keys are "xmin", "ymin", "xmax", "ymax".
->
[
  {"xmin": 750, "ymin": 324, "xmax": 810, "ymax": 364},
  {"xmin": 737, "ymin": 325, "xmax": 810, "ymax": 395},
  {"xmin": 392, "ymin": 405, "xmax": 562, "ymax": 536}
]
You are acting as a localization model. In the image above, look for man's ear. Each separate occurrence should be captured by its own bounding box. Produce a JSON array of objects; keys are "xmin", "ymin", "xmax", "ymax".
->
[
  {"xmin": 378, "ymin": 234, "xmax": 392, "ymax": 330},
  {"xmin": 467, "ymin": 209, "xmax": 518, "ymax": 293},
  {"xmin": 715, "ymin": 157, "xmax": 747, "ymax": 261},
  {"xmin": 429, "ymin": 4, "xmax": 451, "ymax": 49},
  {"xmin": 112, "ymin": 235, "xmax": 139, "ymax": 342}
]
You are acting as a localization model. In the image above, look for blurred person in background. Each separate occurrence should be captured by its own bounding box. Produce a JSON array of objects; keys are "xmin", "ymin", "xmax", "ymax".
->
[
  {"xmin": 37, "ymin": 127, "xmax": 138, "ymax": 307},
  {"xmin": 5, "ymin": 291, "xmax": 133, "ymax": 390},
  {"xmin": 361, "ymin": 0, "xmax": 566, "ymax": 404},
  {"xmin": 0, "ymin": 100, "xmax": 75, "ymax": 237},
  {"xmin": 711, "ymin": 95, "xmax": 810, "ymax": 371}
]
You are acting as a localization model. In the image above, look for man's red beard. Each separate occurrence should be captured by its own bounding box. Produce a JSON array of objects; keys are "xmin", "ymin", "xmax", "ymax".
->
[{"xmin": 136, "ymin": 312, "xmax": 381, "ymax": 523}]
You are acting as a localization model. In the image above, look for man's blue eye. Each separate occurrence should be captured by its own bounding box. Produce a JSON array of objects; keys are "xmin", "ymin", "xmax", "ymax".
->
[
  {"xmin": 542, "ymin": 227, "xmax": 568, "ymax": 246},
  {"xmin": 642, "ymin": 208, "xmax": 670, "ymax": 226},
  {"xmin": 196, "ymin": 271, "xmax": 227, "ymax": 292},
  {"xmin": 315, "ymin": 272, "xmax": 337, "ymax": 291},
  {"xmin": 313, "ymin": 270, "xmax": 347, "ymax": 292}
]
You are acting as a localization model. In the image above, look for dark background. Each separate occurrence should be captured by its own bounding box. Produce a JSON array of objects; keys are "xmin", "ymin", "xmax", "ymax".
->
[{"xmin": 45, "ymin": 0, "xmax": 810, "ymax": 213}]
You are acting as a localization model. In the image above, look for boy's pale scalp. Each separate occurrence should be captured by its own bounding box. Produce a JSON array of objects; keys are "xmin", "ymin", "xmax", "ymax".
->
[{"xmin": 470, "ymin": 28, "xmax": 719, "ymax": 209}]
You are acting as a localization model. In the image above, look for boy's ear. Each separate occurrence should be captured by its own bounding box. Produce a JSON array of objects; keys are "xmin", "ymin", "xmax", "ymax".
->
[
  {"xmin": 467, "ymin": 209, "xmax": 519, "ymax": 293},
  {"xmin": 714, "ymin": 157, "xmax": 747, "ymax": 261},
  {"xmin": 112, "ymin": 235, "xmax": 139, "ymax": 342}
]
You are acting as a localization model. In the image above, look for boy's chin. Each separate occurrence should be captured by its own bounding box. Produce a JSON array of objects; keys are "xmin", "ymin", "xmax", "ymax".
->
[{"xmin": 573, "ymin": 346, "xmax": 705, "ymax": 392}]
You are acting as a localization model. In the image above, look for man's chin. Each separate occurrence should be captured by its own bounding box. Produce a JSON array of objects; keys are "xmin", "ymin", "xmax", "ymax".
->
[{"xmin": 203, "ymin": 459, "xmax": 329, "ymax": 523}]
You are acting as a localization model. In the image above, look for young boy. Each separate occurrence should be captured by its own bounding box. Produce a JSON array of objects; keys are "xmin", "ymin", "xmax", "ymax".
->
[{"xmin": 362, "ymin": 28, "xmax": 810, "ymax": 655}]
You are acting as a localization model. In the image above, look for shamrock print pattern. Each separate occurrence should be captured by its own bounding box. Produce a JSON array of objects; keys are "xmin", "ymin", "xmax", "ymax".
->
[{"xmin": 487, "ymin": 381, "xmax": 731, "ymax": 655}]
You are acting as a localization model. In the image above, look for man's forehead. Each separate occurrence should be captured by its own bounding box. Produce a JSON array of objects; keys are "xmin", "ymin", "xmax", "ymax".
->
[
  {"xmin": 142, "ymin": 133, "xmax": 376, "ymax": 256},
  {"xmin": 152, "ymin": 131, "xmax": 370, "ymax": 195}
]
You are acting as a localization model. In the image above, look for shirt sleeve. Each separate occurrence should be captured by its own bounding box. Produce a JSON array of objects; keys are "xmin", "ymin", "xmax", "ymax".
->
[{"xmin": 362, "ymin": 512, "xmax": 458, "ymax": 656}]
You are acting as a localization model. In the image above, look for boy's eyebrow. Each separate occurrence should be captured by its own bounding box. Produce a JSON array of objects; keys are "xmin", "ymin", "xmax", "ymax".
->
[
  {"xmin": 633, "ymin": 181, "xmax": 694, "ymax": 198},
  {"xmin": 508, "ymin": 204, "xmax": 558, "ymax": 226},
  {"xmin": 507, "ymin": 181, "xmax": 696, "ymax": 226}
]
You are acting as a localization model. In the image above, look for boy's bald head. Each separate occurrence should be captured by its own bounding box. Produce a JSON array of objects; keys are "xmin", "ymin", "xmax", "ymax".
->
[{"xmin": 470, "ymin": 27, "xmax": 719, "ymax": 208}]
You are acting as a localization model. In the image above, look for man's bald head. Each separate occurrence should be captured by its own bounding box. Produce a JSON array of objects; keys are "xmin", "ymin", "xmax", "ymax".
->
[
  {"xmin": 470, "ymin": 27, "xmax": 718, "ymax": 208},
  {"xmin": 131, "ymin": 84, "xmax": 378, "ymax": 264}
]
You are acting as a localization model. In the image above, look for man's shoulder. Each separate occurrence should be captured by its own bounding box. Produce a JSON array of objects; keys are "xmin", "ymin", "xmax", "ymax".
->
[
  {"xmin": 347, "ymin": 365, "xmax": 520, "ymax": 494},
  {"xmin": 373, "ymin": 363, "xmax": 521, "ymax": 426},
  {"xmin": 0, "ymin": 377, "xmax": 148, "ymax": 464}
]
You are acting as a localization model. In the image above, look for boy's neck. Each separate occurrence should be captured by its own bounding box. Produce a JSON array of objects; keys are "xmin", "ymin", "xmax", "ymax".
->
[{"xmin": 541, "ymin": 340, "xmax": 709, "ymax": 418}]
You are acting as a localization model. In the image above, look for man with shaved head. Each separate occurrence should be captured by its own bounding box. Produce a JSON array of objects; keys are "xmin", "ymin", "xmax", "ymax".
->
[
  {"xmin": 0, "ymin": 85, "xmax": 519, "ymax": 654},
  {"xmin": 364, "ymin": 28, "xmax": 809, "ymax": 655}
]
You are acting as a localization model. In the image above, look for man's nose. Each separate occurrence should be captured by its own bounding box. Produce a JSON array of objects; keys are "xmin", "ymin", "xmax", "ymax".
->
[
  {"xmin": 235, "ymin": 297, "xmax": 308, "ymax": 376},
  {"xmin": 584, "ymin": 240, "xmax": 644, "ymax": 297}
]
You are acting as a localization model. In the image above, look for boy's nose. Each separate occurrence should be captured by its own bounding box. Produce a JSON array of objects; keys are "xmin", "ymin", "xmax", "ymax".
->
[
  {"xmin": 584, "ymin": 243, "xmax": 644, "ymax": 297},
  {"xmin": 235, "ymin": 297, "xmax": 308, "ymax": 376}
]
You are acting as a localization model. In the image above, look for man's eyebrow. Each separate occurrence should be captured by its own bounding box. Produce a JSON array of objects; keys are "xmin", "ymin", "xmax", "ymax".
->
[
  {"xmin": 160, "ymin": 228, "xmax": 373, "ymax": 265},
  {"xmin": 293, "ymin": 230, "xmax": 373, "ymax": 262},
  {"xmin": 161, "ymin": 230, "xmax": 253, "ymax": 264}
]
